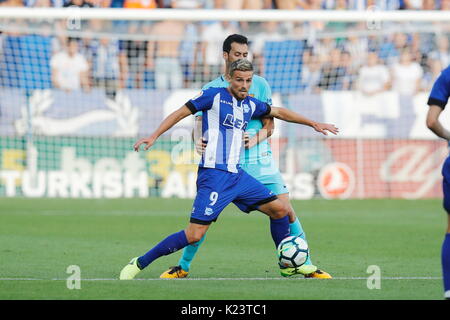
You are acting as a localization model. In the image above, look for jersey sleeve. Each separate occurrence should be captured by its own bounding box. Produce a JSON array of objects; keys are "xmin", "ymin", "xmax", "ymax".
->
[
  {"xmin": 185, "ymin": 88, "xmax": 216, "ymax": 114},
  {"xmin": 259, "ymin": 76, "xmax": 273, "ymax": 106},
  {"xmin": 428, "ymin": 68, "xmax": 450, "ymax": 109},
  {"xmin": 251, "ymin": 98, "xmax": 272, "ymax": 119}
]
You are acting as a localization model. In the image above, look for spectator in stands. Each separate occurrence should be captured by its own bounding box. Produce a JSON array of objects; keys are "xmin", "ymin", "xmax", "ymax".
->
[
  {"xmin": 314, "ymin": 36, "xmax": 335, "ymax": 65},
  {"xmin": 91, "ymin": 0, "xmax": 113, "ymax": 7},
  {"xmin": 441, "ymin": 0, "xmax": 450, "ymax": 9},
  {"xmin": 300, "ymin": 50, "xmax": 321, "ymax": 93},
  {"xmin": 24, "ymin": 0, "xmax": 52, "ymax": 6},
  {"xmin": 422, "ymin": 57, "xmax": 443, "ymax": 91},
  {"xmin": 63, "ymin": 0, "xmax": 94, "ymax": 7},
  {"xmin": 224, "ymin": 0, "xmax": 270, "ymax": 9},
  {"xmin": 391, "ymin": 49, "xmax": 423, "ymax": 96},
  {"xmin": 147, "ymin": 20, "xmax": 185, "ymax": 89},
  {"xmin": 403, "ymin": 0, "xmax": 422, "ymax": 9},
  {"xmin": 171, "ymin": 0, "xmax": 205, "ymax": 8},
  {"xmin": 429, "ymin": 35, "xmax": 450, "ymax": 69},
  {"xmin": 357, "ymin": 51, "xmax": 390, "ymax": 96},
  {"xmin": 90, "ymin": 37, "xmax": 120, "ymax": 99},
  {"xmin": 379, "ymin": 32, "xmax": 408, "ymax": 65},
  {"xmin": 122, "ymin": 0, "xmax": 156, "ymax": 8},
  {"xmin": 110, "ymin": 0, "xmax": 124, "ymax": 7},
  {"xmin": 410, "ymin": 32, "xmax": 426, "ymax": 65},
  {"xmin": 318, "ymin": 48, "xmax": 348, "ymax": 90},
  {"xmin": 340, "ymin": 50, "xmax": 357, "ymax": 89},
  {"xmin": 0, "ymin": 0, "xmax": 24, "ymax": 6},
  {"xmin": 179, "ymin": 23, "xmax": 202, "ymax": 88},
  {"xmin": 279, "ymin": 0, "xmax": 320, "ymax": 9},
  {"xmin": 345, "ymin": 35, "xmax": 368, "ymax": 69},
  {"xmin": 118, "ymin": 38, "xmax": 149, "ymax": 89},
  {"xmin": 201, "ymin": 21, "xmax": 238, "ymax": 82},
  {"xmin": 334, "ymin": 0, "xmax": 348, "ymax": 9},
  {"xmin": 403, "ymin": 0, "xmax": 437, "ymax": 9},
  {"xmin": 375, "ymin": 0, "xmax": 402, "ymax": 10},
  {"xmin": 422, "ymin": 0, "xmax": 437, "ymax": 9},
  {"xmin": 251, "ymin": 21, "xmax": 284, "ymax": 75},
  {"xmin": 51, "ymin": 37, "xmax": 90, "ymax": 92}
]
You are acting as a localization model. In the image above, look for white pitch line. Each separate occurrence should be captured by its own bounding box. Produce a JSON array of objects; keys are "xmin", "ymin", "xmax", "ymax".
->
[{"xmin": 0, "ymin": 277, "xmax": 442, "ymax": 281}]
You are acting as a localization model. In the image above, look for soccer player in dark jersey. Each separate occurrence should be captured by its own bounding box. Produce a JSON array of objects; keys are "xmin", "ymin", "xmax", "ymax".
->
[{"xmin": 426, "ymin": 64, "xmax": 450, "ymax": 299}]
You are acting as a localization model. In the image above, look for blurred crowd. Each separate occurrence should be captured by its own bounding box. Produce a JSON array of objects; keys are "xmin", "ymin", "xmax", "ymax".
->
[
  {"xmin": 0, "ymin": 1, "xmax": 450, "ymax": 98},
  {"xmin": 1, "ymin": 0, "xmax": 450, "ymax": 10}
]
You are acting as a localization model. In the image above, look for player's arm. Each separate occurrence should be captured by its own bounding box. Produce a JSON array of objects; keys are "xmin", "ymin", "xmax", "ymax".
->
[
  {"xmin": 426, "ymin": 106, "xmax": 450, "ymax": 141},
  {"xmin": 244, "ymin": 117, "xmax": 275, "ymax": 149},
  {"xmin": 245, "ymin": 77, "xmax": 275, "ymax": 148},
  {"xmin": 426, "ymin": 68, "xmax": 450, "ymax": 140},
  {"xmin": 269, "ymin": 106, "xmax": 339, "ymax": 136},
  {"xmin": 193, "ymin": 115, "xmax": 207, "ymax": 155},
  {"xmin": 134, "ymin": 105, "xmax": 192, "ymax": 151}
]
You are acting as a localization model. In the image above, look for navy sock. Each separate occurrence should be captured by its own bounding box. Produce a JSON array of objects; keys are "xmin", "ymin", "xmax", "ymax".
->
[
  {"xmin": 270, "ymin": 215, "xmax": 290, "ymax": 248},
  {"xmin": 442, "ymin": 233, "xmax": 450, "ymax": 292},
  {"xmin": 137, "ymin": 230, "xmax": 189, "ymax": 269}
]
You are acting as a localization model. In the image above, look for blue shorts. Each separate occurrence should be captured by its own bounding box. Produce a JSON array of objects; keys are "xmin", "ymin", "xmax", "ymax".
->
[
  {"xmin": 190, "ymin": 167, "xmax": 278, "ymax": 225},
  {"xmin": 442, "ymin": 156, "xmax": 450, "ymax": 214}
]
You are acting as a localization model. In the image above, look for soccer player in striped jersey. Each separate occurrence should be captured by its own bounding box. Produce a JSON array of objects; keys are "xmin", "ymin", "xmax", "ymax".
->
[
  {"xmin": 160, "ymin": 34, "xmax": 332, "ymax": 279},
  {"xmin": 119, "ymin": 59, "xmax": 338, "ymax": 280},
  {"xmin": 426, "ymin": 64, "xmax": 450, "ymax": 300}
]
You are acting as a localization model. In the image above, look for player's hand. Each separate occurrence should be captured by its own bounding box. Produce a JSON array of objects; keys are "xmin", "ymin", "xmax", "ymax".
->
[
  {"xmin": 243, "ymin": 133, "xmax": 257, "ymax": 149},
  {"xmin": 243, "ymin": 133, "xmax": 250, "ymax": 148},
  {"xmin": 133, "ymin": 136, "xmax": 156, "ymax": 152},
  {"xmin": 312, "ymin": 122, "xmax": 339, "ymax": 136},
  {"xmin": 195, "ymin": 137, "xmax": 207, "ymax": 155}
]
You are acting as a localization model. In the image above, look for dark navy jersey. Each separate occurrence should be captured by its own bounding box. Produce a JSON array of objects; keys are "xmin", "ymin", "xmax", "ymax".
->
[
  {"xmin": 428, "ymin": 65, "xmax": 450, "ymax": 109},
  {"xmin": 186, "ymin": 87, "xmax": 271, "ymax": 173}
]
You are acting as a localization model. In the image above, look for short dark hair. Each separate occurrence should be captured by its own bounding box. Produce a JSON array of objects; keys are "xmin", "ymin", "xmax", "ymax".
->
[
  {"xmin": 67, "ymin": 37, "xmax": 80, "ymax": 45},
  {"xmin": 223, "ymin": 34, "xmax": 248, "ymax": 53}
]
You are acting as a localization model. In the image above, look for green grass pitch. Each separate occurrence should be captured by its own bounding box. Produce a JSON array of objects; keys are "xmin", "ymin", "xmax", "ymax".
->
[{"xmin": 0, "ymin": 198, "xmax": 446, "ymax": 300}]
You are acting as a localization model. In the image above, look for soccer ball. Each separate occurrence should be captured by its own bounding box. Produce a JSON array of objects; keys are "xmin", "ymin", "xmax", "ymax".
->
[{"xmin": 277, "ymin": 236, "xmax": 309, "ymax": 268}]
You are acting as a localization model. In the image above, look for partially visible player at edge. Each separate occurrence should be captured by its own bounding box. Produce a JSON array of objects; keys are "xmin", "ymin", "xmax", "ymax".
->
[
  {"xmin": 426, "ymin": 64, "xmax": 450, "ymax": 300},
  {"xmin": 160, "ymin": 34, "xmax": 332, "ymax": 279},
  {"xmin": 119, "ymin": 59, "xmax": 338, "ymax": 280}
]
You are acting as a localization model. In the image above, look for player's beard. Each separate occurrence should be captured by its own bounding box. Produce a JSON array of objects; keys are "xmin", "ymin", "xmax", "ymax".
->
[{"xmin": 231, "ymin": 87, "xmax": 247, "ymax": 99}]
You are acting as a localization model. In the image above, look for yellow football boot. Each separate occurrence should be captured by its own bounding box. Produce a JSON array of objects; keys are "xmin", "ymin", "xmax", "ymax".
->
[
  {"xmin": 159, "ymin": 266, "xmax": 189, "ymax": 279},
  {"xmin": 304, "ymin": 269, "xmax": 333, "ymax": 279}
]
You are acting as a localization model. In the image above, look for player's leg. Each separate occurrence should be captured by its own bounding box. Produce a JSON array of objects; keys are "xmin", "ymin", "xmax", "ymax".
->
[
  {"xmin": 232, "ymin": 170, "xmax": 290, "ymax": 249},
  {"xmin": 441, "ymin": 157, "xmax": 450, "ymax": 298},
  {"xmin": 250, "ymin": 160, "xmax": 330, "ymax": 277},
  {"xmin": 276, "ymin": 193, "xmax": 309, "ymax": 251},
  {"xmin": 119, "ymin": 224, "xmax": 206, "ymax": 280},
  {"xmin": 256, "ymin": 198, "xmax": 291, "ymax": 248},
  {"xmin": 443, "ymin": 215, "xmax": 450, "ymax": 299},
  {"xmin": 160, "ymin": 168, "xmax": 237, "ymax": 278},
  {"xmin": 275, "ymin": 192, "xmax": 331, "ymax": 278}
]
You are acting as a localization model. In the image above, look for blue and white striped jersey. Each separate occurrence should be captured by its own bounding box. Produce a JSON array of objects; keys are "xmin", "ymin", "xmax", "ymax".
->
[
  {"xmin": 202, "ymin": 74, "xmax": 273, "ymax": 164},
  {"xmin": 186, "ymin": 87, "xmax": 271, "ymax": 173}
]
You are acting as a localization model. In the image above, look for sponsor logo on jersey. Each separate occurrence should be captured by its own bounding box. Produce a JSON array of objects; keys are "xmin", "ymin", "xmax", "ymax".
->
[
  {"xmin": 220, "ymin": 99, "xmax": 233, "ymax": 106},
  {"xmin": 317, "ymin": 162, "xmax": 355, "ymax": 199},
  {"xmin": 223, "ymin": 114, "xmax": 248, "ymax": 130}
]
